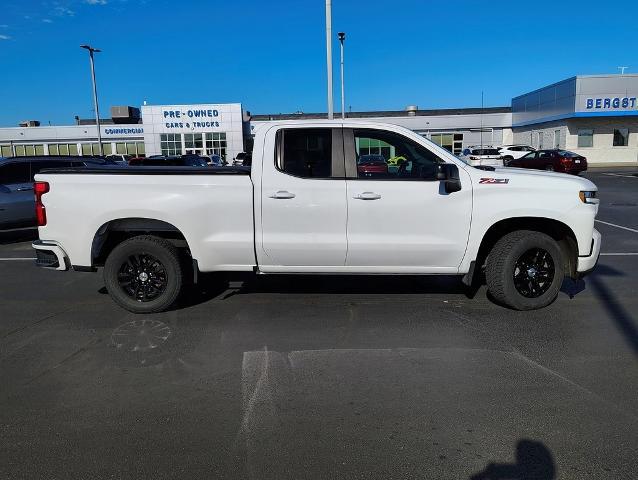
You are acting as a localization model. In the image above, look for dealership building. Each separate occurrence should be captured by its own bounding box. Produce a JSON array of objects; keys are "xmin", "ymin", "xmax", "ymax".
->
[{"xmin": 1, "ymin": 74, "xmax": 637, "ymax": 166}]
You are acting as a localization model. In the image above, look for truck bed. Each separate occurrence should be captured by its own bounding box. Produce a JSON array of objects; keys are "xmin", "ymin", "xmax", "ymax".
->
[{"xmin": 35, "ymin": 167, "xmax": 256, "ymax": 272}]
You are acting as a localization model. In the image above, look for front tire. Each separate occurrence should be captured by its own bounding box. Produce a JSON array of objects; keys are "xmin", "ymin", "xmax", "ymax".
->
[
  {"xmin": 485, "ymin": 231, "xmax": 564, "ymax": 310},
  {"xmin": 104, "ymin": 235, "xmax": 184, "ymax": 313}
]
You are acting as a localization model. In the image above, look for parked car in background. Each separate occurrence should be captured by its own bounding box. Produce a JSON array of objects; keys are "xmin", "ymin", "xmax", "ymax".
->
[
  {"xmin": 507, "ymin": 149, "xmax": 587, "ymax": 175},
  {"xmin": 233, "ymin": 152, "xmax": 249, "ymax": 166},
  {"xmin": 0, "ymin": 156, "xmax": 110, "ymax": 229},
  {"xmin": 459, "ymin": 146, "xmax": 503, "ymax": 167},
  {"xmin": 497, "ymin": 145, "xmax": 535, "ymax": 162},
  {"xmin": 357, "ymin": 154, "xmax": 388, "ymax": 177},
  {"xmin": 205, "ymin": 154, "xmax": 226, "ymax": 167},
  {"xmin": 105, "ymin": 154, "xmax": 131, "ymax": 165},
  {"xmin": 128, "ymin": 155, "xmax": 209, "ymax": 167}
]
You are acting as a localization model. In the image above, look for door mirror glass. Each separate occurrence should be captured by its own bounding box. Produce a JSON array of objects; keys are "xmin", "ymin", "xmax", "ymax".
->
[{"xmin": 436, "ymin": 163, "xmax": 462, "ymax": 193}]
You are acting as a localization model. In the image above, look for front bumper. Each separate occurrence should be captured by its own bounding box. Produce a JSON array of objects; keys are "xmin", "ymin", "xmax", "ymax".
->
[
  {"xmin": 32, "ymin": 240, "xmax": 70, "ymax": 271},
  {"xmin": 576, "ymin": 228, "xmax": 601, "ymax": 273}
]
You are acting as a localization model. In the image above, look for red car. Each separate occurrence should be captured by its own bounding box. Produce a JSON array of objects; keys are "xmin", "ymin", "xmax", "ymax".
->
[
  {"xmin": 357, "ymin": 154, "xmax": 388, "ymax": 177},
  {"xmin": 507, "ymin": 149, "xmax": 587, "ymax": 175}
]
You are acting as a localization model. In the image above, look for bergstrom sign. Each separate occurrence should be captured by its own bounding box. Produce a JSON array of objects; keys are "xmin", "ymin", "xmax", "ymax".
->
[{"xmin": 585, "ymin": 97, "xmax": 637, "ymax": 110}]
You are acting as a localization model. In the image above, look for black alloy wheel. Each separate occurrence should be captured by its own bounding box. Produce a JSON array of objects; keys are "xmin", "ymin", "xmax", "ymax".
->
[
  {"xmin": 512, "ymin": 248, "xmax": 555, "ymax": 298},
  {"xmin": 104, "ymin": 235, "xmax": 185, "ymax": 313},
  {"xmin": 485, "ymin": 230, "xmax": 564, "ymax": 310},
  {"xmin": 117, "ymin": 253, "xmax": 168, "ymax": 302}
]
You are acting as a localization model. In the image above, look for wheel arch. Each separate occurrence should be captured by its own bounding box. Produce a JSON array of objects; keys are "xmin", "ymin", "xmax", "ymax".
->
[
  {"xmin": 475, "ymin": 217, "xmax": 579, "ymax": 279},
  {"xmin": 91, "ymin": 217, "xmax": 193, "ymax": 267}
]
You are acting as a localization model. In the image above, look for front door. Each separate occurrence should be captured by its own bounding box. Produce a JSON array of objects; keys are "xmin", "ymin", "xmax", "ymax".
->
[
  {"xmin": 259, "ymin": 127, "xmax": 348, "ymax": 269},
  {"xmin": 344, "ymin": 128, "xmax": 472, "ymax": 271}
]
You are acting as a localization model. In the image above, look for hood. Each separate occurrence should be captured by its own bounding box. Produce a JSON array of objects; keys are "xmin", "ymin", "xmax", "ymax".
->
[{"xmin": 469, "ymin": 165, "xmax": 598, "ymax": 191}]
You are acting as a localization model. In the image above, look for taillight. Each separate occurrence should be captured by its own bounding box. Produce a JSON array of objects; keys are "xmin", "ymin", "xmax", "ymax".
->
[{"xmin": 34, "ymin": 181, "xmax": 49, "ymax": 226}]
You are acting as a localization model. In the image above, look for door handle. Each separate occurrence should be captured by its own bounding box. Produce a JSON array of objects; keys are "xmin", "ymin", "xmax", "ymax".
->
[
  {"xmin": 16, "ymin": 186, "xmax": 33, "ymax": 192},
  {"xmin": 354, "ymin": 191, "xmax": 381, "ymax": 200},
  {"xmin": 269, "ymin": 190, "xmax": 296, "ymax": 199}
]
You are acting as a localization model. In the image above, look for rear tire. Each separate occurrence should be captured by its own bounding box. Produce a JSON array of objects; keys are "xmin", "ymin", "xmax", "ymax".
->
[
  {"xmin": 104, "ymin": 235, "xmax": 184, "ymax": 314},
  {"xmin": 485, "ymin": 230, "xmax": 564, "ymax": 310},
  {"xmin": 545, "ymin": 164, "xmax": 554, "ymax": 171}
]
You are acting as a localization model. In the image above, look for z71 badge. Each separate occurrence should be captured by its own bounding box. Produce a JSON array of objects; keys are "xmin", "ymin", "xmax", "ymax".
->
[{"xmin": 479, "ymin": 178, "xmax": 510, "ymax": 184}]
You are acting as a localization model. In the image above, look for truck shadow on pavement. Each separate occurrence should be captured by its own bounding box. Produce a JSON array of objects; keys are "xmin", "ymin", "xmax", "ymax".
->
[
  {"xmin": 586, "ymin": 264, "xmax": 638, "ymax": 357},
  {"xmin": 469, "ymin": 439, "xmax": 555, "ymax": 480}
]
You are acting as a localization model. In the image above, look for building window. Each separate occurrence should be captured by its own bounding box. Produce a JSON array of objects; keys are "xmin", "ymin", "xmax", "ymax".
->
[
  {"xmin": 577, "ymin": 129, "xmax": 593, "ymax": 148},
  {"xmin": 613, "ymin": 128, "xmax": 629, "ymax": 147},
  {"xmin": 205, "ymin": 132, "xmax": 227, "ymax": 159},
  {"xmin": 184, "ymin": 133, "xmax": 204, "ymax": 153},
  {"xmin": 554, "ymin": 130, "xmax": 561, "ymax": 149},
  {"xmin": 81, "ymin": 143, "xmax": 113, "ymax": 156},
  {"xmin": 9, "ymin": 144, "xmax": 44, "ymax": 156},
  {"xmin": 537, "ymin": 131, "xmax": 544, "ymax": 149},
  {"xmin": 48, "ymin": 144, "xmax": 79, "ymax": 156},
  {"xmin": 160, "ymin": 134, "xmax": 182, "ymax": 156},
  {"xmin": 430, "ymin": 133, "xmax": 463, "ymax": 155}
]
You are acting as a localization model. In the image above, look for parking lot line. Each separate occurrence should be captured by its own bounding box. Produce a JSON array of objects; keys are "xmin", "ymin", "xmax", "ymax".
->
[
  {"xmin": 600, "ymin": 253, "xmax": 638, "ymax": 256},
  {"xmin": 595, "ymin": 219, "xmax": 638, "ymax": 234},
  {"xmin": 602, "ymin": 173, "xmax": 638, "ymax": 179}
]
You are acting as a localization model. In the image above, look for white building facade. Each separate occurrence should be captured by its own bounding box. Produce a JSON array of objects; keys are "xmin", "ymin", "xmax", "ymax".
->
[
  {"xmin": 1, "ymin": 74, "xmax": 637, "ymax": 166},
  {"xmin": 141, "ymin": 103, "xmax": 245, "ymax": 161}
]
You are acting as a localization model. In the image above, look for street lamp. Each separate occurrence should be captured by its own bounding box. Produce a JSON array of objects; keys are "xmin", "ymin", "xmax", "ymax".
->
[
  {"xmin": 80, "ymin": 44, "xmax": 103, "ymax": 156},
  {"xmin": 325, "ymin": 0, "xmax": 334, "ymax": 120},
  {"xmin": 338, "ymin": 32, "xmax": 345, "ymax": 119}
]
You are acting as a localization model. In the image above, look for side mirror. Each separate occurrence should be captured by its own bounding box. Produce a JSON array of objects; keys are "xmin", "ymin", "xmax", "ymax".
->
[{"xmin": 437, "ymin": 163, "xmax": 462, "ymax": 193}]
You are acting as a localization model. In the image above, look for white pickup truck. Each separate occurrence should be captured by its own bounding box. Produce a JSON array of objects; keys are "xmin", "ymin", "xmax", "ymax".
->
[{"xmin": 32, "ymin": 120, "xmax": 601, "ymax": 313}]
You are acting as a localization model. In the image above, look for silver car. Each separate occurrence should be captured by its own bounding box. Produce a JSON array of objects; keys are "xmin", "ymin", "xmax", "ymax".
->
[{"xmin": 459, "ymin": 146, "xmax": 504, "ymax": 167}]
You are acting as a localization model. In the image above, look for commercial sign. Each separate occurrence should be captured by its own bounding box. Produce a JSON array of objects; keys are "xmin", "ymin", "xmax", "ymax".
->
[{"xmin": 103, "ymin": 127, "xmax": 144, "ymax": 135}]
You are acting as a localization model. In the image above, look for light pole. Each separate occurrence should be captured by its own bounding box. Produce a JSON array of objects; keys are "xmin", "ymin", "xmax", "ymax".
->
[
  {"xmin": 80, "ymin": 44, "xmax": 103, "ymax": 156},
  {"xmin": 325, "ymin": 0, "xmax": 334, "ymax": 119},
  {"xmin": 338, "ymin": 32, "xmax": 345, "ymax": 119}
]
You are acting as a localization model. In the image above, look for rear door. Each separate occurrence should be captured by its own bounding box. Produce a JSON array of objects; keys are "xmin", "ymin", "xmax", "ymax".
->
[
  {"xmin": 0, "ymin": 161, "xmax": 34, "ymax": 227},
  {"xmin": 343, "ymin": 128, "xmax": 472, "ymax": 271},
  {"xmin": 259, "ymin": 127, "xmax": 348, "ymax": 268}
]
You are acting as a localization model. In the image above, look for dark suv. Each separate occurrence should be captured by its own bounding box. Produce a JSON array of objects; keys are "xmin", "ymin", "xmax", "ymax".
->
[
  {"xmin": 507, "ymin": 149, "xmax": 587, "ymax": 175},
  {"xmin": 0, "ymin": 156, "xmax": 106, "ymax": 229}
]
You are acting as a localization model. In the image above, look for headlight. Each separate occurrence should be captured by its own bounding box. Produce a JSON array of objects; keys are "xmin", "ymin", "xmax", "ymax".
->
[{"xmin": 579, "ymin": 191, "xmax": 598, "ymax": 204}]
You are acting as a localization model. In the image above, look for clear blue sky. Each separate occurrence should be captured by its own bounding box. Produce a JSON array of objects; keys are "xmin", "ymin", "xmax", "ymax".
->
[{"xmin": 1, "ymin": 0, "xmax": 637, "ymax": 126}]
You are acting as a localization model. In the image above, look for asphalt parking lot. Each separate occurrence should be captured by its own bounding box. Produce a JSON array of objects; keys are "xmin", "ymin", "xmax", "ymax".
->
[{"xmin": 1, "ymin": 169, "xmax": 637, "ymax": 479}]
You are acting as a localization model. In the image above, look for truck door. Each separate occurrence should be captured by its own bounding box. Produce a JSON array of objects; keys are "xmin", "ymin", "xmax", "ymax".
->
[
  {"xmin": 343, "ymin": 128, "xmax": 472, "ymax": 271},
  {"xmin": 259, "ymin": 127, "xmax": 347, "ymax": 268}
]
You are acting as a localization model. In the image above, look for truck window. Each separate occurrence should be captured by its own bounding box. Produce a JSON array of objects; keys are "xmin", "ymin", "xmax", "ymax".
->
[
  {"xmin": 352, "ymin": 129, "xmax": 442, "ymax": 180},
  {"xmin": 278, "ymin": 129, "xmax": 332, "ymax": 178}
]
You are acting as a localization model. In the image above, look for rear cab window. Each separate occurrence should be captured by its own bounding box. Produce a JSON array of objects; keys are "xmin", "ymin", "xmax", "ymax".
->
[{"xmin": 276, "ymin": 128, "xmax": 335, "ymax": 178}]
